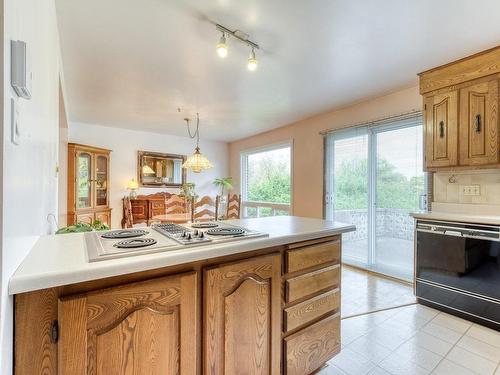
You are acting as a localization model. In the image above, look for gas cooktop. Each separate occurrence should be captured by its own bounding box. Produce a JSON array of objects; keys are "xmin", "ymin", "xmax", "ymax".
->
[{"xmin": 85, "ymin": 222, "xmax": 268, "ymax": 262}]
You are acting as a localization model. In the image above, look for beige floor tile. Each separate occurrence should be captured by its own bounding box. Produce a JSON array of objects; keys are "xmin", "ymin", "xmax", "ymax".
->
[
  {"xmin": 431, "ymin": 312, "xmax": 473, "ymax": 334},
  {"xmin": 347, "ymin": 335, "xmax": 393, "ymax": 364},
  {"xmin": 366, "ymin": 367, "xmax": 391, "ymax": 375},
  {"xmin": 341, "ymin": 266, "xmax": 415, "ymax": 317},
  {"xmin": 422, "ymin": 322, "xmax": 464, "ymax": 344},
  {"xmin": 328, "ymin": 347, "xmax": 376, "ymax": 375},
  {"xmin": 467, "ymin": 324, "xmax": 500, "ymax": 349},
  {"xmin": 446, "ymin": 346, "xmax": 498, "ymax": 375},
  {"xmin": 432, "ymin": 359, "xmax": 477, "ymax": 375},
  {"xmin": 317, "ymin": 363, "xmax": 348, "ymax": 375},
  {"xmin": 457, "ymin": 335, "xmax": 500, "ymax": 363},
  {"xmin": 361, "ymin": 327, "xmax": 408, "ymax": 351},
  {"xmin": 407, "ymin": 331, "xmax": 453, "ymax": 356},
  {"xmin": 394, "ymin": 341, "xmax": 443, "ymax": 372},
  {"xmin": 379, "ymin": 352, "xmax": 430, "ymax": 375}
]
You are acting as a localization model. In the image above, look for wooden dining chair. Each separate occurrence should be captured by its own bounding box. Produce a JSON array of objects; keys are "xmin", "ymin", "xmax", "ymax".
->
[
  {"xmin": 192, "ymin": 196, "xmax": 217, "ymax": 222},
  {"xmin": 226, "ymin": 194, "xmax": 241, "ymax": 219},
  {"xmin": 165, "ymin": 194, "xmax": 188, "ymax": 214},
  {"xmin": 121, "ymin": 197, "xmax": 134, "ymax": 228}
]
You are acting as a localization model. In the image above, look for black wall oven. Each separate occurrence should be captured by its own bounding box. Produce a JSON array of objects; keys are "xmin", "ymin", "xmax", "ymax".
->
[{"xmin": 416, "ymin": 219, "xmax": 500, "ymax": 330}]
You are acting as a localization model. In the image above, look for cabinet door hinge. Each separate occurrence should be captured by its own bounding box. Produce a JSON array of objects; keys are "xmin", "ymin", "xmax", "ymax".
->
[
  {"xmin": 424, "ymin": 104, "xmax": 427, "ymax": 110},
  {"xmin": 51, "ymin": 320, "xmax": 59, "ymax": 343}
]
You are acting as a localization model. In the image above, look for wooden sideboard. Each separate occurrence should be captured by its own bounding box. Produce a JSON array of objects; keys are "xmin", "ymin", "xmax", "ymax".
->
[
  {"xmin": 67, "ymin": 143, "xmax": 112, "ymax": 227},
  {"xmin": 419, "ymin": 46, "xmax": 500, "ymax": 171},
  {"xmin": 125, "ymin": 192, "xmax": 170, "ymax": 227}
]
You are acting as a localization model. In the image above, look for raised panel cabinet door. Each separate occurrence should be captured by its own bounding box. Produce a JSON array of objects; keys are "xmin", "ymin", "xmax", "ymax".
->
[
  {"xmin": 424, "ymin": 90, "xmax": 458, "ymax": 168},
  {"xmin": 75, "ymin": 212, "xmax": 94, "ymax": 226},
  {"xmin": 204, "ymin": 253, "xmax": 281, "ymax": 375},
  {"xmin": 58, "ymin": 272, "xmax": 198, "ymax": 375},
  {"xmin": 459, "ymin": 79, "xmax": 499, "ymax": 165},
  {"xmin": 95, "ymin": 210, "xmax": 111, "ymax": 226}
]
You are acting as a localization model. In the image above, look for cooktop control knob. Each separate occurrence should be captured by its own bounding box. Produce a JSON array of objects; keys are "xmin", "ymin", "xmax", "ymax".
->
[
  {"xmin": 186, "ymin": 233, "xmax": 192, "ymax": 240},
  {"xmin": 193, "ymin": 229, "xmax": 199, "ymax": 236},
  {"xmin": 199, "ymin": 231, "xmax": 204, "ymax": 238}
]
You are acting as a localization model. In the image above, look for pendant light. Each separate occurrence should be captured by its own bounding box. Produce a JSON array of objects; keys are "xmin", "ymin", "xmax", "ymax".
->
[{"xmin": 182, "ymin": 113, "xmax": 214, "ymax": 173}]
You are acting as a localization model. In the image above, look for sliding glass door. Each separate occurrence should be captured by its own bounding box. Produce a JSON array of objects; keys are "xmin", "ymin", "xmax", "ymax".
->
[{"xmin": 325, "ymin": 115, "xmax": 425, "ymax": 281}]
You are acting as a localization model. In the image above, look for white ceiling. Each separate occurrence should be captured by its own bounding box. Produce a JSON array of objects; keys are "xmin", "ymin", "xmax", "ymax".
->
[{"xmin": 56, "ymin": 0, "xmax": 500, "ymax": 142}]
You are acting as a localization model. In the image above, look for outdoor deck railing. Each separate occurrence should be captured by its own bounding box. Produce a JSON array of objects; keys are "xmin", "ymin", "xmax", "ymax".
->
[{"xmin": 241, "ymin": 201, "xmax": 291, "ymax": 218}]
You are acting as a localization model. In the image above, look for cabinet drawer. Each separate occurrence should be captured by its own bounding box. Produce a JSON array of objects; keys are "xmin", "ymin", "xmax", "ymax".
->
[
  {"xmin": 286, "ymin": 240, "xmax": 340, "ymax": 273},
  {"xmin": 286, "ymin": 265, "xmax": 340, "ymax": 303},
  {"xmin": 151, "ymin": 201, "xmax": 165, "ymax": 209},
  {"xmin": 284, "ymin": 289, "xmax": 340, "ymax": 332},
  {"xmin": 285, "ymin": 313, "xmax": 340, "ymax": 375}
]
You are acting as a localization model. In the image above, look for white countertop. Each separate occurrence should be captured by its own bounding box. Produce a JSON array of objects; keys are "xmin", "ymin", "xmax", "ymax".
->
[
  {"xmin": 9, "ymin": 216, "xmax": 355, "ymax": 295},
  {"xmin": 410, "ymin": 211, "xmax": 500, "ymax": 226}
]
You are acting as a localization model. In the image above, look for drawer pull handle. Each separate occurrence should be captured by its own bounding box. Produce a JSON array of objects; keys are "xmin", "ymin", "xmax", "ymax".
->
[
  {"xmin": 475, "ymin": 114, "xmax": 481, "ymax": 133},
  {"xmin": 439, "ymin": 121, "xmax": 445, "ymax": 138}
]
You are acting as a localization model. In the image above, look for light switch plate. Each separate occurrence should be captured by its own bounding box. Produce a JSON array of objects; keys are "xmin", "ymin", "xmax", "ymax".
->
[
  {"xmin": 462, "ymin": 185, "xmax": 481, "ymax": 196},
  {"xmin": 10, "ymin": 98, "xmax": 20, "ymax": 145}
]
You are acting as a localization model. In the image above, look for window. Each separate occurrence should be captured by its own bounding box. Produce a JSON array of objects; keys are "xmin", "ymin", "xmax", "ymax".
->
[
  {"xmin": 324, "ymin": 114, "xmax": 427, "ymax": 281},
  {"xmin": 241, "ymin": 142, "xmax": 292, "ymax": 218}
]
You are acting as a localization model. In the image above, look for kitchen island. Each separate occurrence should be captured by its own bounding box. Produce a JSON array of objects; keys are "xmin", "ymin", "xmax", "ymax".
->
[{"xmin": 11, "ymin": 216, "xmax": 354, "ymax": 375}]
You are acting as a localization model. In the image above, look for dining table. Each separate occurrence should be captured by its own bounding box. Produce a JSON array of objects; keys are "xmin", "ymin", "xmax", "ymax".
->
[{"xmin": 152, "ymin": 213, "xmax": 192, "ymax": 224}]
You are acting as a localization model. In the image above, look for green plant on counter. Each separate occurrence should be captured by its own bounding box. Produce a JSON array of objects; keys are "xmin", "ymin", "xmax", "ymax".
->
[
  {"xmin": 179, "ymin": 182, "xmax": 197, "ymax": 200},
  {"xmin": 56, "ymin": 220, "xmax": 110, "ymax": 234},
  {"xmin": 213, "ymin": 177, "xmax": 233, "ymax": 196}
]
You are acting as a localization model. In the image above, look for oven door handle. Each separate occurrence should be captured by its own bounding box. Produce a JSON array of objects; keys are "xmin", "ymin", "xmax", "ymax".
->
[{"xmin": 443, "ymin": 230, "xmax": 463, "ymax": 237}]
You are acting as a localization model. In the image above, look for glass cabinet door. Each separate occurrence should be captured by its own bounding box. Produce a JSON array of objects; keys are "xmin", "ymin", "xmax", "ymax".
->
[
  {"xmin": 76, "ymin": 152, "xmax": 92, "ymax": 209},
  {"xmin": 95, "ymin": 154, "xmax": 108, "ymax": 207}
]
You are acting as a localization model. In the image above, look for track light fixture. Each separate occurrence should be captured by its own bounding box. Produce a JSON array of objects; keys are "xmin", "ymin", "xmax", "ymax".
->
[{"xmin": 215, "ymin": 24, "xmax": 260, "ymax": 71}]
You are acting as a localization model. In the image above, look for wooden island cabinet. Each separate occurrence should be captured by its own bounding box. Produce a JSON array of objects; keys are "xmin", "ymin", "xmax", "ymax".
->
[{"xmin": 14, "ymin": 235, "xmax": 343, "ymax": 375}]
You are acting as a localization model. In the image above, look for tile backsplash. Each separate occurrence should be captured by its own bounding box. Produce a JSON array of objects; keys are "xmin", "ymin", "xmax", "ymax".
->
[{"xmin": 433, "ymin": 169, "xmax": 500, "ymax": 205}]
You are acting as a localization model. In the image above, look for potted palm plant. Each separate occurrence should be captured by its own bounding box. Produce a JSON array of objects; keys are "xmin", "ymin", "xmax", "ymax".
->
[
  {"xmin": 213, "ymin": 177, "xmax": 233, "ymax": 196},
  {"xmin": 213, "ymin": 177, "xmax": 233, "ymax": 219}
]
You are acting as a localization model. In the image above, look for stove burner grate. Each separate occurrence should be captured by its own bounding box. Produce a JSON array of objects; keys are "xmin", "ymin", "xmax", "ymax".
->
[
  {"xmin": 101, "ymin": 229, "xmax": 148, "ymax": 239},
  {"xmin": 191, "ymin": 222, "xmax": 219, "ymax": 229},
  {"xmin": 206, "ymin": 227, "xmax": 245, "ymax": 236},
  {"xmin": 113, "ymin": 238, "xmax": 157, "ymax": 249}
]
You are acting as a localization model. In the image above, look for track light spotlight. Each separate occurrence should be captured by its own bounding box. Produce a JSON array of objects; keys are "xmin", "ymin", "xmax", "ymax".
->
[
  {"xmin": 247, "ymin": 48, "xmax": 258, "ymax": 71},
  {"xmin": 216, "ymin": 33, "xmax": 228, "ymax": 58}
]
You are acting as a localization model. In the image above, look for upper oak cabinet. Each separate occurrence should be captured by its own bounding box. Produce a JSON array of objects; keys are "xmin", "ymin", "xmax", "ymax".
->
[
  {"xmin": 58, "ymin": 272, "xmax": 198, "ymax": 375},
  {"xmin": 419, "ymin": 46, "xmax": 500, "ymax": 170},
  {"xmin": 204, "ymin": 254, "xmax": 282, "ymax": 375},
  {"xmin": 424, "ymin": 90, "xmax": 458, "ymax": 168},
  {"xmin": 68, "ymin": 143, "xmax": 112, "ymax": 226},
  {"xmin": 459, "ymin": 79, "xmax": 499, "ymax": 166}
]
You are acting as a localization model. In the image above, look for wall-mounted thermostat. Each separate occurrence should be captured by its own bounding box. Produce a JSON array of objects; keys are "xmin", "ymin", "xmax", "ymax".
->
[{"xmin": 11, "ymin": 40, "xmax": 32, "ymax": 100}]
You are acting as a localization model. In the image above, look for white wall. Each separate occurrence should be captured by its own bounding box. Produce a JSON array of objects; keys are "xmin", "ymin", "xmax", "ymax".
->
[
  {"xmin": 68, "ymin": 122, "xmax": 229, "ymax": 228},
  {"xmin": 1, "ymin": 0, "xmax": 61, "ymax": 372}
]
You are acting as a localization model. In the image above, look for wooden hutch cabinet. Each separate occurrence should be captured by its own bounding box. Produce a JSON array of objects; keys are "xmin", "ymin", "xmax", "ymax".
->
[
  {"xmin": 67, "ymin": 143, "xmax": 112, "ymax": 226},
  {"xmin": 419, "ymin": 46, "xmax": 500, "ymax": 171}
]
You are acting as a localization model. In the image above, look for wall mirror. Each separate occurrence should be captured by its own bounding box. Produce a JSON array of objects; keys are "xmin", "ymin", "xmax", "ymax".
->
[{"xmin": 137, "ymin": 151, "xmax": 186, "ymax": 187}]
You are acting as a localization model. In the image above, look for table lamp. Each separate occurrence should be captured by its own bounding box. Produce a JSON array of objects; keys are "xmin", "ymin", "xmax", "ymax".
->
[{"xmin": 127, "ymin": 179, "xmax": 139, "ymax": 200}]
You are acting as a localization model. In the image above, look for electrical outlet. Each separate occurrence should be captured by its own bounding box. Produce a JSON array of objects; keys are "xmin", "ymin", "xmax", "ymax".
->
[{"xmin": 462, "ymin": 185, "xmax": 481, "ymax": 196}]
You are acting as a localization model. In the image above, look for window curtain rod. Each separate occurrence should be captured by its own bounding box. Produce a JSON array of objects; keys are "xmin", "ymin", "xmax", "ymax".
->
[{"xmin": 319, "ymin": 110, "xmax": 422, "ymax": 136}]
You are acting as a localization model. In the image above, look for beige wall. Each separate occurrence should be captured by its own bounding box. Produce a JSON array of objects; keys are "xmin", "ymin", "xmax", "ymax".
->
[
  {"xmin": 434, "ymin": 169, "xmax": 500, "ymax": 205},
  {"xmin": 229, "ymin": 85, "xmax": 421, "ymax": 218}
]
